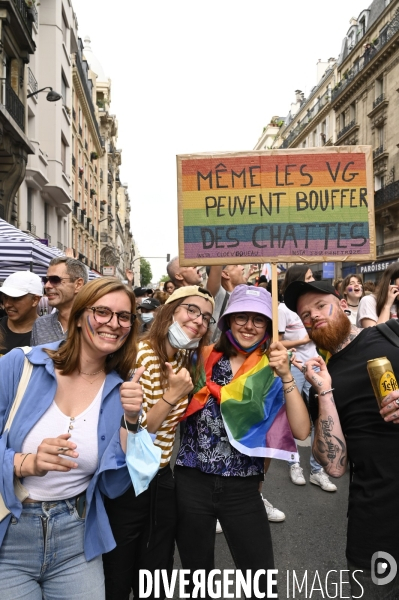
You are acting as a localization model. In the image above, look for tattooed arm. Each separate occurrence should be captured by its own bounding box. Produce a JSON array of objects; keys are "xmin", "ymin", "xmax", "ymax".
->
[{"xmin": 304, "ymin": 356, "xmax": 348, "ymax": 477}]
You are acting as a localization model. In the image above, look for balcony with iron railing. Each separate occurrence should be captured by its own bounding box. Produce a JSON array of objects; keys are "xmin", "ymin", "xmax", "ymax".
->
[
  {"xmin": 44, "ymin": 232, "xmax": 51, "ymax": 243},
  {"xmin": 373, "ymin": 93, "xmax": 385, "ymax": 109},
  {"xmin": 281, "ymin": 88, "xmax": 331, "ymax": 149},
  {"xmin": 375, "ymin": 180, "xmax": 399, "ymax": 209},
  {"xmin": 27, "ymin": 221, "xmax": 36, "ymax": 234},
  {"xmin": 377, "ymin": 239, "xmax": 399, "ymax": 257},
  {"xmin": 373, "ymin": 145, "xmax": 385, "ymax": 160},
  {"xmin": 0, "ymin": 79, "xmax": 25, "ymax": 131},
  {"xmin": 336, "ymin": 119, "xmax": 356, "ymax": 141},
  {"xmin": 57, "ymin": 242, "xmax": 67, "ymax": 252},
  {"xmin": 332, "ymin": 15, "xmax": 399, "ymax": 103},
  {"xmin": 10, "ymin": 0, "xmax": 35, "ymax": 48},
  {"xmin": 72, "ymin": 154, "xmax": 76, "ymax": 167},
  {"xmin": 27, "ymin": 67, "xmax": 38, "ymax": 98}
]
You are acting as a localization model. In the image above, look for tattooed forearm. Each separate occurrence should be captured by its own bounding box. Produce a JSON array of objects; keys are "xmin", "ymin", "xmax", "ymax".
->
[
  {"xmin": 311, "ymin": 375, "xmax": 323, "ymax": 387},
  {"xmin": 314, "ymin": 414, "xmax": 347, "ymax": 476}
]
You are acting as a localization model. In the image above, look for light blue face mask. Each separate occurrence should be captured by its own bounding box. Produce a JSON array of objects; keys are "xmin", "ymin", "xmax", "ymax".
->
[
  {"xmin": 126, "ymin": 427, "xmax": 162, "ymax": 496},
  {"xmin": 141, "ymin": 312, "xmax": 154, "ymax": 324},
  {"xmin": 168, "ymin": 320, "xmax": 202, "ymax": 350}
]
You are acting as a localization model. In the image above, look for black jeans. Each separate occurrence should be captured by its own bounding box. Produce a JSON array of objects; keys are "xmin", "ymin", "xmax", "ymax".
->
[
  {"xmin": 175, "ymin": 466, "xmax": 276, "ymax": 600},
  {"xmin": 103, "ymin": 464, "xmax": 176, "ymax": 600},
  {"xmin": 348, "ymin": 560, "xmax": 399, "ymax": 599}
]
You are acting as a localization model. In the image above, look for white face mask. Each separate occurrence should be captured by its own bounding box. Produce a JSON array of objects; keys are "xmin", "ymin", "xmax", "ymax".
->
[
  {"xmin": 168, "ymin": 320, "xmax": 201, "ymax": 350},
  {"xmin": 141, "ymin": 312, "xmax": 154, "ymax": 324}
]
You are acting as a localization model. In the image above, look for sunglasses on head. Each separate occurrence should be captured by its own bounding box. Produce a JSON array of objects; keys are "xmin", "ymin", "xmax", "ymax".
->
[{"xmin": 42, "ymin": 276, "xmax": 75, "ymax": 286}]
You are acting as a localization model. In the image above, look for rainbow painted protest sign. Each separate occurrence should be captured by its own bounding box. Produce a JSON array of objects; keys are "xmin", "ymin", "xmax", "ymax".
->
[{"xmin": 177, "ymin": 147, "xmax": 375, "ymax": 265}]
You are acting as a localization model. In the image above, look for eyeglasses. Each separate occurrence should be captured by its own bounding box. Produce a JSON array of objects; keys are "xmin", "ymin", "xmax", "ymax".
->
[
  {"xmin": 42, "ymin": 276, "xmax": 75, "ymax": 286},
  {"xmin": 88, "ymin": 306, "xmax": 136, "ymax": 328},
  {"xmin": 180, "ymin": 303, "xmax": 216, "ymax": 327},
  {"xmin": 233, "ymin": 313, "xmax": 268, "ymax": 329}
]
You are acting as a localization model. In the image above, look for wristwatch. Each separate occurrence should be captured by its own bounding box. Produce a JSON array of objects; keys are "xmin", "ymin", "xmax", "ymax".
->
[{"xmin": 120, "ymin": 414, "xmax": 139, "ymax": 432}]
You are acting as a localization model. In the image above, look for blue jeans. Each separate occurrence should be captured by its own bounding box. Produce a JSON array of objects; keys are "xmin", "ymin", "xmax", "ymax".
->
[
  {"xmin": 288, "ymin": 365, "xmax": 321, "ymax": 474},
  {"xmin": 0, "ymin": 499, "xmax": 105, "ymax": 600}
]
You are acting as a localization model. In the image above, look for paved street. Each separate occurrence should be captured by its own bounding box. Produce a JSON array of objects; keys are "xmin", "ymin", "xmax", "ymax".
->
[{"xmin": 172, "ymin": 437, "xmax": 350, "ymax": 599}]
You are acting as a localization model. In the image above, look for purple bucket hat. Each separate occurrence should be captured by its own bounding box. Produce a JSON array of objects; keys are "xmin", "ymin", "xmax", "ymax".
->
[{"xmin": 218, "ymin": 285, "xmax": 272, "ymax": 330}]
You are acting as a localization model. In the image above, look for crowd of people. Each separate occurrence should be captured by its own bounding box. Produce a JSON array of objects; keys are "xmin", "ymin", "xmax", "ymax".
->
[{"xmin": 0, "ymin": 256, "xmax": 398, "ymax": 599}]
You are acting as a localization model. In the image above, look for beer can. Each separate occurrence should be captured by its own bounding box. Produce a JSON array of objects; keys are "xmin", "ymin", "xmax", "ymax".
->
[{"xmin": 367, "ymin": 357, "xmax": 399, "ymax": 408}]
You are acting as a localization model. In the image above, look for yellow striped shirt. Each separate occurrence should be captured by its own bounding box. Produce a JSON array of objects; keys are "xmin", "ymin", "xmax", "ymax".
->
[{"xmin": 136, "ymin": 341, "xmax": 188, "ymax": 467}]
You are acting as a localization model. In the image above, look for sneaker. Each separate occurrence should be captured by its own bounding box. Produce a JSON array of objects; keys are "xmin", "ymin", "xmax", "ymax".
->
[
  {"xmin": 310, "ymin": 469, "xmax": 337, "ymax": 492},
  {"xmin": 216, "ymin": 520, "xmax": 223, "ymax": 534},
  {"xmin": 261, "ymin": 495, "xmax": 285, "ymax": 522},
  {"xmin": 290, "ymin": 462, "xmax": 306, "ymax": 485}
]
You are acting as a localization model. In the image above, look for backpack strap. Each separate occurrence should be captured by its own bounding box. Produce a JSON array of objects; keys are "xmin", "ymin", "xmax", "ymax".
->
[{"xmin": 376, "ymin": 320, "xmax": 399, "ymax": 348}]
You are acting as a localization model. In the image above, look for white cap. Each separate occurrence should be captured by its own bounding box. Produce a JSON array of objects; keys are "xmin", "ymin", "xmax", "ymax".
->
[{"xmin": 1, "ymin": 271, "xmax": 43, "ymax": 297}]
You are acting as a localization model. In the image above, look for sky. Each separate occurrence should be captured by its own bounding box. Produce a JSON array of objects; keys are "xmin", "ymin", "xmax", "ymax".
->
[{"xmin": 72, "ymin": 0, "xmax": 369, "ymax": 282}]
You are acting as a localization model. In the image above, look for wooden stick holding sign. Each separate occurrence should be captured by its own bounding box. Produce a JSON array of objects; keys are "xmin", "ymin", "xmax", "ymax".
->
[{"xmin": 271, "ymin": 263, "xmax": 279, "ymax": 344}]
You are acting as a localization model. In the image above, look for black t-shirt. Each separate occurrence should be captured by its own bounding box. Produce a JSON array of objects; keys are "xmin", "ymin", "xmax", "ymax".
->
[
  {"xmin": 310, "ymin": 326, "xmax": 399, "ymax": 568},
  {"xmin": 0, "ymin": 316, "xmax": 32, "ymax": 355}
]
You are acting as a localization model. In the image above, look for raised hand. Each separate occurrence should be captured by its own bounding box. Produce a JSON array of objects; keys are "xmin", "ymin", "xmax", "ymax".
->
[
  {"xmin": 302, "ymin": 356, "xmax": 332, "ymax": 392},
  {"xmin": 120, "ymin": 366, "xmax": 145, "ymax": 420},
  {"xmin": 163, "ymin": 362, "xmax": 193, "ymax": 406}
]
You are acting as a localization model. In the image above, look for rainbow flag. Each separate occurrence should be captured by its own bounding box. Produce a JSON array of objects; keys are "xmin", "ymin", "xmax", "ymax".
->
[{"xmin": 185, "ymin": 348, "xmax": 298, "ymax": 461}]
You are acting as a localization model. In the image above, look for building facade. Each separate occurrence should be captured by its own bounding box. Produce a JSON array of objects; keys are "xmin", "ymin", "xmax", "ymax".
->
[
  {"xmin": 82, "ymin": 37, "xmax": 134, "ymax": 279},
  {"xmin": 330, "ymin": 0, "xmax": 399, "ymax": 276},
  {"xmin": 71, "ymin": 36, "xmax": 102, "ymax": 271},
  {"xmin": 18, "ymin": 0, "xmax": 77, "ymax": 250},
  {"xmin": 0, "ymin": 0, "xmax": 37, "ymax": 225}
]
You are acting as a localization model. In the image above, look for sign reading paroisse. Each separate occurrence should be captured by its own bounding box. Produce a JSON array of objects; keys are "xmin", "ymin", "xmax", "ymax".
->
[{"xmin": 177, "ymin": 147, "xmax": 375, "ymax": 265}]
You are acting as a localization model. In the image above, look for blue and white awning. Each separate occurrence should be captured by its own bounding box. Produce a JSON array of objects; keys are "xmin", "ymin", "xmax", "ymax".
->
[{"xmin": 0, "ymin": 219, "xmax": 100, "ymax": 281}]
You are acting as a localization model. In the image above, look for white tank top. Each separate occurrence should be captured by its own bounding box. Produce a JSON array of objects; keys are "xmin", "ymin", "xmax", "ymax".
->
[{"xmin": 21, "ymin": 383, "xmax": 104, "ymax": 500}]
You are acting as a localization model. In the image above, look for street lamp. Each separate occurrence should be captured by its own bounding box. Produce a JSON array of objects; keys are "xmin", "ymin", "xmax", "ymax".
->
[{"xmin": 27, "ymin": 87, "xmax": 62, "ymax": 102}]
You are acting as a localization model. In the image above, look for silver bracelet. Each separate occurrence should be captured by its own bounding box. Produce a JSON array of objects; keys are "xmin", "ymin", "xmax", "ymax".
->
[
  {"xmin": 315, "ymin": 388, "xmax": 335, "ymax": 398},
  {"xmin": 283, "ymin": 383, "xmax": 296, "ymax": 394}
]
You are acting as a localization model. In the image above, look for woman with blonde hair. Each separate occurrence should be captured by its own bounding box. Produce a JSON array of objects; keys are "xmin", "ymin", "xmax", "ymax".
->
[{"xmin": 0, "ymin": 277, "xmax": 143, "ymax": 600}]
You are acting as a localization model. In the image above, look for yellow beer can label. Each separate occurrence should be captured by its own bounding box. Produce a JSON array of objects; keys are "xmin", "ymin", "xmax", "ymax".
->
[{"xmin": 379, "ymin": 371, "xmax": 399, "ymax": 397}]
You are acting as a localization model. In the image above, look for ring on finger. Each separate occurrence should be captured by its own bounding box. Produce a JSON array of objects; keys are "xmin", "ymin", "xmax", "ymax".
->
[
  {"xmin": 57, "ymin": 447, "xmax": 69, "ymax": 453},
  {"xmin": 395, "ymin": 399, "xmax": 399, "ymax": 406},
  {"xmin": 301, "ymin": 365, "xmax": 306, "ymax": 374}
]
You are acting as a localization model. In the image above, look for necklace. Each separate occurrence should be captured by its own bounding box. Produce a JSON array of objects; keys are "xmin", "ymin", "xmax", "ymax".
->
[
  {"xmin": 78, "ymin": 368, "xmax": 105, "ymax": 384},
  {"xmin": 79, "ymin": 368, "xmax": 104, "ymax": 376},
  {"xmin": 347, "ymin": 303, "xmax": 359, "ymax": 308}
]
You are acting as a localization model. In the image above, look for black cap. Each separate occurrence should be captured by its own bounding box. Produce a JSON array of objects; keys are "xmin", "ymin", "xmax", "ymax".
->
[
  {"xmin": 133, "ymin": 287, "xmax": 147, "ymax": 298},
  {"xmin": 138, "ymin": 297, "xmax": 160, "ymax": 311},
  {"xmin": 284, "ymin": 280, "xmax": 342, "ymax": 313}
]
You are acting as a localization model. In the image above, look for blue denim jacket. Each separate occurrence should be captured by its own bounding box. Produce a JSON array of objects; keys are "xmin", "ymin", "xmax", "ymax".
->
[{"xmin": 0, "ymin": 343, "xmax": 132, "ymax": 561}]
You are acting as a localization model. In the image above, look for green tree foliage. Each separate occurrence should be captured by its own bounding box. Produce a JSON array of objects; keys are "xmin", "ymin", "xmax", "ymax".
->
[
  {"xmin": 140, "ymin": 258, "xmax": 153, "ymax": 287},
  {"xmin": 159, "ymin": 274, "xmax": 169, "ymax": 283}
]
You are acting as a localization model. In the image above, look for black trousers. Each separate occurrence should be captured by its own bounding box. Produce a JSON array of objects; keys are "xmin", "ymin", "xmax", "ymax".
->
[
  {"xmin": 103, "ymin": 464, "xmax": 176, "ymax": 600},
  {"xmin": 175, "ymin": 466, "xmax": 276, "ymax": 600}
]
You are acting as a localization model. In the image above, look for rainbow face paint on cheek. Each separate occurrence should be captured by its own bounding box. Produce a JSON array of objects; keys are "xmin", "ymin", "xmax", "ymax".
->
[
  {"xmin": 347, "ymin": 287, "xmax": 353, "ymax": 292},
  {"xmin": 119, "ymin": 331, "xmax": 130, "ymax": 342},
  {"xmin": 329, "ymin": 304, "xmax": 333, "ymax": 316},
  {"xmin": 85, "ymin": 315, "xmax": 96, "ymax": 342}
]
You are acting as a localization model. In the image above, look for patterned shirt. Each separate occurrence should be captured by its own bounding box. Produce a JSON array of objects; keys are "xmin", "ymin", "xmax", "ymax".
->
[
  {"xmin": 137, "ymin": 341, "xmax": 188, "ymax": 467},
  {"xmin": 31, "ymin": 311, "xmax": 66, "ymax": 346},
  {"xmin": 175, "ymin": 355, "xmax": 264, "ymax": 477}
]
